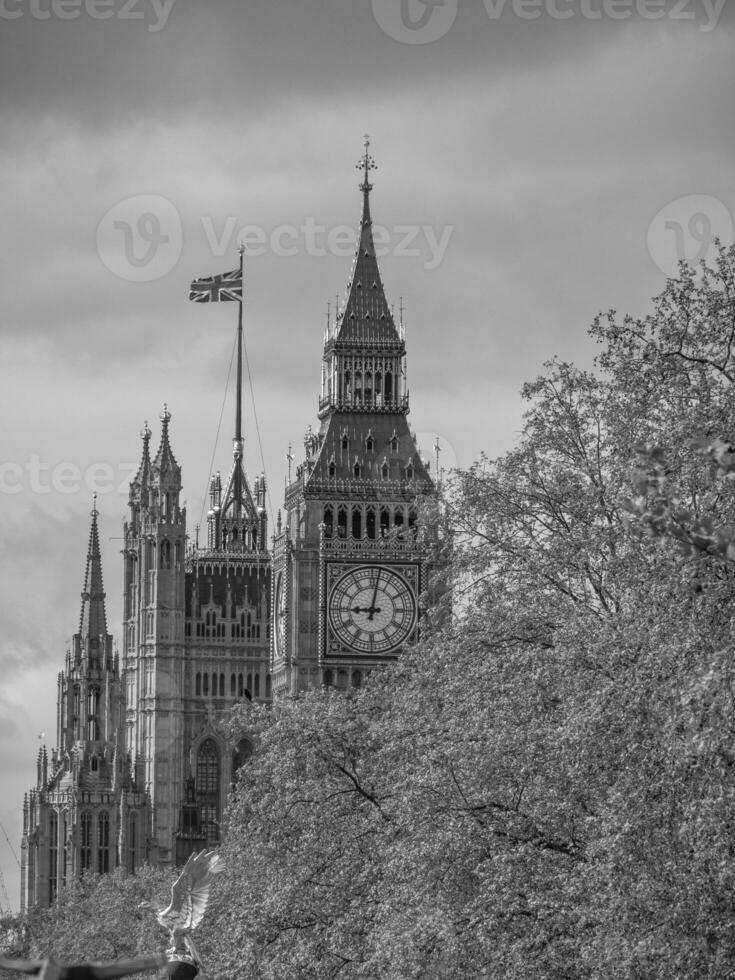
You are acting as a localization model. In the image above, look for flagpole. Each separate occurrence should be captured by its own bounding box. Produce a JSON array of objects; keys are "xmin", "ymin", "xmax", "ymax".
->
[{"xmin": 235, "ymin": 242, "xmax": 244, "ymax": 516}]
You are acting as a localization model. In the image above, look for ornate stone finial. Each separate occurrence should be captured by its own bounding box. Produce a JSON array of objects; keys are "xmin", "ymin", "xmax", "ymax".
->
[
  {"xmin": 356, "ymin": 133, "xmax": 377, "ymax": 193},
  {"xmin": 160, "ymin": 403, "xmax": 171, "ymax": 426},
  {"xmin": 92, "ymin": 492, "xmax": 98, "ymax": 517},
  {"xmin": 140, "ymin": 420, "xmax": 152, "ymax": 442}
]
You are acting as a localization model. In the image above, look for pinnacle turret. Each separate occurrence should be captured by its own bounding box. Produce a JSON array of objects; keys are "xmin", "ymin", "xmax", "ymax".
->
[
  {"xmin": 79, "ymin": 498, "xmax": 107, "ymax": 639},
  {"xmin": 152, "ymin": 404, "xmax": 181, "ymax": 486},
  {"xmin": 130, "ymin": 420, "xmax": 152, "ymax": 498}
]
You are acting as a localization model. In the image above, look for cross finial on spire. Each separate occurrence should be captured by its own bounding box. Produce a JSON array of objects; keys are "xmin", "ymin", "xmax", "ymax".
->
[{"xmin": 356, "ymin": 133, "xmax": 377, "ymax": 193}]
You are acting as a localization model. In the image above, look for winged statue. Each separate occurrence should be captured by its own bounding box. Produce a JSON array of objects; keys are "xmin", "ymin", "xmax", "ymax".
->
[
  {"xmin": 0, "ymin": 954, "xmax": 166, "ymax": 980},
  {"xmin": 139, "ymin": 849, "xmax": 223, "ymax": 976}
]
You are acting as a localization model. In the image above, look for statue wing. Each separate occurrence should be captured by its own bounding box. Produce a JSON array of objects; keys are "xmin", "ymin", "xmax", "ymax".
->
[{"xmin": 164, "ymin": 850, "xmax": 223, "ymax": 932}]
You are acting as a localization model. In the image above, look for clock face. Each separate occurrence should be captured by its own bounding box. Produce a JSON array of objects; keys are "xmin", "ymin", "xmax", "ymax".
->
[
  {"xmin": 274, "ymin": 572, "xmax": 285, "ymax": 656},
  {"xmin": 328, "ymin": 565, "xmax": 416, "ymax": 655}
]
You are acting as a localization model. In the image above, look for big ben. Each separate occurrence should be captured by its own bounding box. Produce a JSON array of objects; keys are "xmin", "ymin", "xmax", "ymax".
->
[{"xmin": 271, "ymin": 139, "xmax": 435, "ymax": 696}]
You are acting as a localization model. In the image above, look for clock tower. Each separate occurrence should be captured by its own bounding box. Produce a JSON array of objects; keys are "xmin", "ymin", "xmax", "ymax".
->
[{"xmin": 271, "ymin": 139, "xmax": 434, "ymax": 696}]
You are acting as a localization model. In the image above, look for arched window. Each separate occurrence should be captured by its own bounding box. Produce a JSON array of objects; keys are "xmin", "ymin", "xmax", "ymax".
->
[
  {"xmin": 87, "ymin": 687, "xmax": 100, "ymax": 741},
  {"xmin": 80, "ymin": 811, "xmax": 92, "ymax": 871},
  {"xmin": 366, "ymin": 508, "xmax": 376, "ymax": 540},
  {"xmin": 353, "ymin": 461, "xmax": 361, "ymax": 479},
  {"xmin": 323, "ymin": 506, "xmax": 334, "ymax": 538},
  {"xmin": 265, "ymin": 673, "xmax": 272, "ymax": 698},
  {"xmin": 231, "ymin": 673, "xmax": 236, "ymax": 696},
  {"xmin": 49, "ymin": 811, "xmax": 58, "ymax": 903},
  {"xmin": 328, "ymin": 460, "xmax": 336, "ymax": 479},
  {"xmin": 366, "ymin": 435, "xmax": 374, "ymax": 452},
  {"xmin": 323, "ymin": 669, "xmax": 333, "ymax": 687},
  {"xmin": 238, "ymin": 673, "xmax": 244, "ymax": 698},
  {"xmin": 128, "ymin": 813, "xmax": 137, "ymax": 873},
  {"xmin": 254, "ymin": 673, "xmax": 260, "ymax": 698},
  {"xmin": 203, "ymin": 673, "xmax": 209, "ymax": 696},
  {"xmin": 247, "ymin": 672, "xmax": 253, "ymax": 697},
  {"xmin": 352, "ymin": 670, "xmax": 362, "ymax": 689},
  {"xmin": 97, "ymin": 811, "xmax": 110, "ymax": 873},
  {"xmin": 61, "ymin": 811, "xmax": 68, "ymax": 886},
  {"xmin": 219, "ymin": 673, "xmax": 225, "ymax": 697},
  {"xmin": 160, "ymin": 540, "xmax": 171, "ymax": 569},
  {"xmin": 385, "ymin": 372, "xmax": 393, "ymax": 403},
  {"xmin": 196, "ymin": 739, "xmax": 220, "ymax": 843},
  {"xmin": 337, "ymin": 507, "xmax": 348, "ymax": 538},
  {"xmin": 380, "ymin": 507, "xmax": 390, "ymax": 537},
  {"xmin": 196, "ymin": 672, "xmax": 201, "ymax": 696},
  {"xmin": 352, "ymin": 507, "xmax": 362, "ymax": 539}
]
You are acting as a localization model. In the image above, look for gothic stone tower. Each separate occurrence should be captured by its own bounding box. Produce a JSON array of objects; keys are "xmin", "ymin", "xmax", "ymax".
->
[
  {"xmin": 123, "ymin": 377, "xmax": 270, "ymax": 866},
  {"xmin": 271, "ymin": 141, "xmax": 434, "ymax": 696},
  {"xmin": 21, "ymin": 504, "xmax": 150, "ymax": 911}
]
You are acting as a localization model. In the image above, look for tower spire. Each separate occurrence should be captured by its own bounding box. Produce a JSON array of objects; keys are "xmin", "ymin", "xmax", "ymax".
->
[
  {"xmin": 79, "ymin": 496, "xmax": 107, "ymax": 638},
  {"xmin": 331, "ymin": 136, "xmax": 399, "ymax": 347}
]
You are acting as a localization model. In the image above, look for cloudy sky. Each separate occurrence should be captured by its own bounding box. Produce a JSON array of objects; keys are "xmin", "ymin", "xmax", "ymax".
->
[{"xmin": 1, "ymin": 0, "xmax": 733, "ymax": 910}]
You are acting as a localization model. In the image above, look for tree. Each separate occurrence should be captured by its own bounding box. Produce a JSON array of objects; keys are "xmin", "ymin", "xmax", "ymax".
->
[{"xmin": 212, "ymin": 245, "xmax": 735, "ymax": 978}]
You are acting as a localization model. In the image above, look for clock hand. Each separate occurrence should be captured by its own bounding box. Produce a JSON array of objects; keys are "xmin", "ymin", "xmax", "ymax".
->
[
  {"xmin": 351, "ymin": 606, "xmax": 381, "ymax": 615},
  {"xmin": 367, "ymin": 570, "xmax": 381, "ymax": 621}
]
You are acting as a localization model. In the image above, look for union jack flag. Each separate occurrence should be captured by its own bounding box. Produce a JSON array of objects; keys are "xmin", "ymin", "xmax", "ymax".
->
[{"xmin": 189, "ymin": 268, "xmax": 243, "ymax": 303}]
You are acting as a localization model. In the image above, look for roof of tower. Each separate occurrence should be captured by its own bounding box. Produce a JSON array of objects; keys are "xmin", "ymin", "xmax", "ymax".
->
[
  {"xmin": 333, "ymin": 137, "xmax": 403, "ymax": 349},
  {"xmin": 79, "ymin": 497, "xmax": 108, "ymax": 638},
  {"xmin": 151, "ymin": 404, "xmax": 181, "ymax": 483},
  {"xmin": 305, "ymin": 411, "xmax": 432, "ymax": 490}
]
